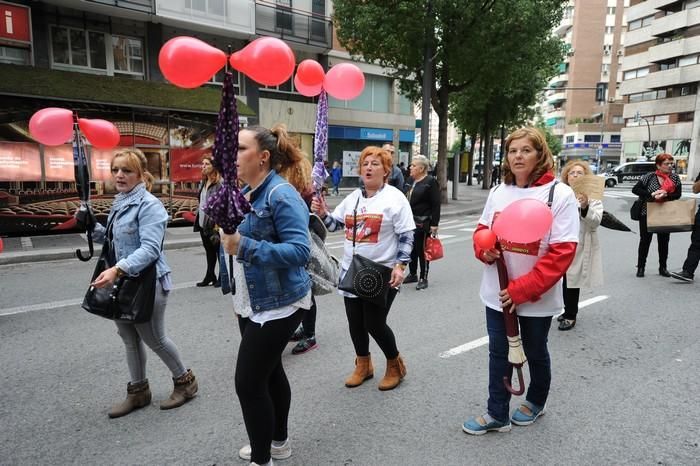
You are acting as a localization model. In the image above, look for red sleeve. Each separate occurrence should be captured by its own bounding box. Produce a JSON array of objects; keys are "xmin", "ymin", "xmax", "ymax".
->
[
  {"xmin": 507, "ymin": 241, "xmax": 577, "ymax": 305},
  {"xmin": 473, "ymin": 223, "xmax": 494, "ymax": 264}
]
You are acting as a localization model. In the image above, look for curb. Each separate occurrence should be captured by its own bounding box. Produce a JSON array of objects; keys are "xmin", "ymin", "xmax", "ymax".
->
[{"xmin": 0, "ymin": 207, "xmax": 483, "ymax": 265}]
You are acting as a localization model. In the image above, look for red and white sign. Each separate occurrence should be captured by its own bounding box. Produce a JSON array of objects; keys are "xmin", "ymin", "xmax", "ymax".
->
[
  {"xmin": 0, "ymin": 142, "xmax": 41, "ymax": 181},
  {"xmin": 170, "ymin": 148, "xmax": 209, "ymax": 182},
  {"xmin": 90, "ymin": 148, "xmax": 118, "ymax": 182},
  {"xmin": 43, "ymin": 145, "xmax": 75, "ymax": 181},
  {"xmin": 0, "ymin": 2, "xmax": 31, "ymax": 44}
]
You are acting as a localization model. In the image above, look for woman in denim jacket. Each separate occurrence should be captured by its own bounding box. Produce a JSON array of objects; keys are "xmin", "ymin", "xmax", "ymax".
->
[
  {"xmin": 220, "ymin": 125, "xmax": 311, "ymax": 466},
  {"xmin": 92, "ymin": 148, "xmax": 197, "ymax": 418}
]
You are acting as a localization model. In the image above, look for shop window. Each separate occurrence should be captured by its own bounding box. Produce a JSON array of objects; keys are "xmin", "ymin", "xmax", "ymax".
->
[{"xmin": 329, "ymin": 75, "xmax": 392, "ymax": 113}]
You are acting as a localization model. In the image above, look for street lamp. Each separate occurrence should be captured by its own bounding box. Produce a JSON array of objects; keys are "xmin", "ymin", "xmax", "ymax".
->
[{"xmin": 634, "ymin": 111, "xmax": 652, "ymax": 160}]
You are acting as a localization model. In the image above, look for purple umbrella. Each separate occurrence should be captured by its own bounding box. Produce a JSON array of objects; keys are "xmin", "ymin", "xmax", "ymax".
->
[
  {"xmin": 312, "ymin": 90, "xmax": 330, "ymax": 196},
  {"xmin": 202, "ymin": 71, "xmax": 251, "ymax": 234}
]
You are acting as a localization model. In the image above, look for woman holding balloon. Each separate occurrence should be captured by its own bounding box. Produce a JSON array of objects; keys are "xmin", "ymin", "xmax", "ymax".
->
[{"xmin": 463, "ymin": 127, "xmax": 580, "ymax": 435}]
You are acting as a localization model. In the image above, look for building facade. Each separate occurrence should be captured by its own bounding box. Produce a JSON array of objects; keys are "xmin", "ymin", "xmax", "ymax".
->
[
  {"xmin": 0, "ymin": 0, "xmax": 414, "ymax": 235},
  {"xmin": 543, "ymin": 0, "xmax": 628, "ymax": 172},
  {"xmin": 619, "ymin": 0, "xmax": 700, "ymax": 179}
]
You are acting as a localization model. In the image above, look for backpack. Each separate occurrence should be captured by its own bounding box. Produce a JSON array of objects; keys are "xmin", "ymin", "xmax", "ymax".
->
[{"xmin": 307, "ymin": 213, "xmax": 340, "ymax": 295}]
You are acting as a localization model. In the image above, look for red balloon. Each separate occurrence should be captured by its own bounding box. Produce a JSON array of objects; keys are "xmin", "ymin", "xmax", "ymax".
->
[
  {"xmin": 29, "ymin": 107, "xmax": 73, "ymax": 146},
  {"xmin": 294, "ymin": 74, "xmax": 322, "ymax": 97},
  {"xmin": 230, "ymin": 37, "xmax": 295, "ymax": 86},
  {"xmin": 0, "ymin": 237, "xmax": 3, "ymax": 254},
  {"xmin": 159, "ymin": 36, "xmax": 227, "ymax": 89},
  {"xmin": 473, "ymin": 228, "xmax": 497, "ymax": 251},
  {"xmin": 492, "ymin": 199, "xmax": 553, "ymax": 244},
  {"xmin": 296, "ymin": 59, "xmax": 325, "ymax": 86},
  {"xmin": 324, "ymin": 63, "xmax": 365, "ymax": 100},
  {"xmin": 78, "ymin": 118, "xmax": 120, "ymax": 149}
]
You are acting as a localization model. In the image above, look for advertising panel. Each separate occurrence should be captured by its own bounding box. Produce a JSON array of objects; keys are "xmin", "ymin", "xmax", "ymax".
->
[
  {"xmin": 0, "ymin": 142, "xmax": 41, "ymax": 181},
  {"xmin": 170, "ymin": 147, "xmax": 209, "ymax": 182},
  {"xmin": 0, "ymin": 2, "xmax": 31, "ymax": 43},
  {"xmin": 43, "ymin": 145, "xmax": 74, "ymax": 181},
  {"xmin": 90, "ymin": 149, "xmax": 116, "ymax": 181}
]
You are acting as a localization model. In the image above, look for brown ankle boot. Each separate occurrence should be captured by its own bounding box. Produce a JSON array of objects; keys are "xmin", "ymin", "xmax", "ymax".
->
[
  {"xmin": 378, "ymin": 354, "xmax": 407, "ymax": 391},
  {"xmin": 160, "ymin": 369, "xmax": 198, "ymax": 410},
  {"xmin": 344, "ymin": 354, "xmax": 373, "ymax": 388},
  {"xmin": 108, "ymin": 380, "xmax": 151, "ymax": 418}
]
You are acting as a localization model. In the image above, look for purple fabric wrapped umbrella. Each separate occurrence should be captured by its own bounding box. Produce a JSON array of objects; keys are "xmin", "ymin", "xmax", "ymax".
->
[
  {"xmin": 203, "ymin": 71, "xmax": 251, "ymax": 234},
  {"xmin": 312, "ymin": 90, "xmax": 330, "ymax": 195}
]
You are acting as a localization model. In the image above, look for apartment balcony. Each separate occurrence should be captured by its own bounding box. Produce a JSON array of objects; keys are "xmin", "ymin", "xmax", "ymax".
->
[
  {"xmin": 546, "ymin": 91, "xmax": 567, "ymax": 103},
  {"xmin": 623, "ymin": 95, "xmax": 697, "ymax": 119},
  {"xmin": 84, "ymin": 0, "xmax": 154, "ymax": 14},
  {"xmin": 155, "ymin": 0, "xmax": 255, "ymax": 36},
  {"xmin": 621, "ymin": 121, "xmax": 692, "ymax": 142},
  {"xmin": 544, "ymin": 109, "xmax": 566, "ymax": 120},
  {"xmin": 649, "ymin": 35, "xmax": 700, "ymax": 62},
  {"xmin": 255, "ymin": 1, "xmax": 332, "ymax": 50},
  {"xmin": 548, "ymin": 73, "xmax": 568, "ymax": 87},
  {"xmin": 620, "ymin": 76, "xmax": 650, "ymax": 96},
  {"xmin": 554, "ymin": 16, "xmax": 573, "ymax": 36},
  {"xmin": 650, "ymin": 7, "xmax": 700, "ymax": 37},
  {"xmin": 644, "ymin": 63, "xmax": 700, "ymax": 89}
]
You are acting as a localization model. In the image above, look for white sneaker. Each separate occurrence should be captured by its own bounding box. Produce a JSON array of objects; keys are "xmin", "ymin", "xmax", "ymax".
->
[{"xmin": 239, "ymin": 440, "xmax": 292, "ymax": 460}]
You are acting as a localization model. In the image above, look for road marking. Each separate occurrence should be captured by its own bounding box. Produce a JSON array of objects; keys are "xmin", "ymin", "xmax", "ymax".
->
[
  {"xmin": 438, "ymin": 295, "xmax": 609, "ymax": 358},
  {"xmin": 459, "ymin": 227, "xmax": 476, "ymax": 232},
  {"xmin": 0, "ymin": 281, "xmax": 200, "ymax": 317}
]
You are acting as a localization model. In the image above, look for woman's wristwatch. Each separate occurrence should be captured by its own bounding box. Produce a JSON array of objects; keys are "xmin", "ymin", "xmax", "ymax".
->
[
  {"xmin": 394, "ymin": 263, "xmax": 407, "ymax": 271},
  {"xmin": 114, "ymin": 266, "xmax": 125, "ymax": 278}
]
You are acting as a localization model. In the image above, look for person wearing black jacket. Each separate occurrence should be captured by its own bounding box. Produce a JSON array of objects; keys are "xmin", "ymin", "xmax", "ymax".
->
[
  {"xmin": 669, "ymin": 170, "xmax": 700, "ymax": 282},
  {"xmin": 405, "ymin": 154, "xmax": 441, "ymax": 290},
  {"xmin": 193, "ymin": 155, "xmax": 222, "ymax": 287},
  {"xmin": 631, "ymin": 153, "xmax": 682, "ymax": 278}
]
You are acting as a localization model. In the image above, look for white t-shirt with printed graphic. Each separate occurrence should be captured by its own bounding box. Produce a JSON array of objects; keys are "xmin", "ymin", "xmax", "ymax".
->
[
  {"xmin": 330, "ymin": 185, "xmax": 416, "ymax": 270},
  {"xmin": 478, "ymin": 181, "xmax": 580, "ymax": 317}
]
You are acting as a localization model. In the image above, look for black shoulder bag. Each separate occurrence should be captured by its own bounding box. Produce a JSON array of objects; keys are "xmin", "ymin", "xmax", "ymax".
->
[
  {"xmin": 338, "ymin": 196, "xmax": 394, "ymax": 307},
  {"xmin": 82, "ymin": 215, "xmax": 159, "ymax": 323}
]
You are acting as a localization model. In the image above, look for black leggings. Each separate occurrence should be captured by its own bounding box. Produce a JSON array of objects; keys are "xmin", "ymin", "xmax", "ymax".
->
[
  {"xmin": 344, "ymin": 289, "xmax": 399, "ymax": 359},
  {"xmin": 300, "ymin": 294, "xmax": 317, "ymax": 337},
  {"xmin": 235, "ymin": 309, "xmax": 304, "ymax": 465},
  {"xmin": 637, "ymin": 215, "xmax": 670, "ymax": 268},
  {"xmin": 199, "ymin": 230, "xmax": 219, "ymax": 279},
  {"xmin": 409, "ymin": 228, "xmax": 429, "ymax": 279},
  {"xmin": 562, "ymin": 276, "xmax": 580, "ymax": 321}
]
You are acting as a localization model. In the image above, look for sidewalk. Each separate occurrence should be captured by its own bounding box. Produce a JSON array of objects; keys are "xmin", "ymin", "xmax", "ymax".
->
[{"xmin": 0, "ymin": 181, "xmax": 490, "ymax": 265}]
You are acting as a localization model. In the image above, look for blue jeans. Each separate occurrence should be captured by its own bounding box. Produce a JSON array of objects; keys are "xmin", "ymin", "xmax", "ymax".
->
[{"xmin": 485, "ymin": 307, "xmax": 552, "ymax": 423}]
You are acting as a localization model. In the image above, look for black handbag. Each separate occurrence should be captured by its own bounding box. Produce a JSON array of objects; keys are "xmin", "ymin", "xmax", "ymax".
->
[
  {"xmin": 338, "ymin": 197, "xmax": 394, "ymax": 307},
  {"xmin": 630, "ymin": 199, "xmax": 642, "ymax": 221},
  {"xmin": 82, "ymin": 218, "xmax": 159, "ymax": 323}
]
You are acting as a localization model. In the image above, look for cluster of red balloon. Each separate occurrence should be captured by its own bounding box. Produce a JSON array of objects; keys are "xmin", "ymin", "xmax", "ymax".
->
[
  {"xmin": 158, "ymin": 35, "xmax": 366, "ymax": 100},
  {"xmin": 474, "ymin": 199, "xmax": 554, "ymax": 250},
  {"xmin": 294, "ymin": 60, "xmax": 365, "ymax": 100},
  {"xmin": 29, "ymin": 107, "xmax": 120, "ymax": 148}
]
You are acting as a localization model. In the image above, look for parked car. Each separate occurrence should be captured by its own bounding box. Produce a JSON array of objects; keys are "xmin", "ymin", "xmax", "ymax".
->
[{"xmin": 599, "ymin": 161, "xmax": 656, "ymax": 187}]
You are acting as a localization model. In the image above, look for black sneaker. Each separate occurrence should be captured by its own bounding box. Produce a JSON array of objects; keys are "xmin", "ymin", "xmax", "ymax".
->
[
  {"xmin": 291, "ymin": 337, "xmax": 318, "ymax": 355},
  {"xmin": 416, "ymin": 278, "xmax": 429, "ymax": 290},
  {"xmin": 669, "ymin": 270, "xmax": 694, "ymax": 283},
  {"xmin": 404, "ymin": 273, "xmax": 418, "ymax": 284}
]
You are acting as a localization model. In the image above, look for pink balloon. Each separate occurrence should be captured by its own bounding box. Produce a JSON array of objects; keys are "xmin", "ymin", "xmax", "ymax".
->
[
  {"xmin": 78, "ymin": 118, "xmax": 120, "ymax": 149},
  {"xmin": 294, "ymin": 74, "xmax": 322, "ymax": 97},
  {"xmin": 0, "ymin": 237, "xmax": 3, "ymax": 254},
  {"xmin": 473, "ymin": 229, "xmax": 497, "ymax": 251},
  {"xmin": 296, "ymin": 59, "xmax": 325, "ymax": 86},
  {"xmin": 492, "ymin": 199, "xmax": 553, "ymax": 244},
  {"xmin": 324, "ymin": 63, "xmax": 365, "ymax": 100},
  {"xmin": 29, "ymin": 107, "xmax": 74, "ymax": 146},
  {"xmin": 230, "ymin": 37, "xmax": 295, "ymax": 86},
  {"xmin": 159, "ymin": 36, "xmax": 227, "ymax": 89}
]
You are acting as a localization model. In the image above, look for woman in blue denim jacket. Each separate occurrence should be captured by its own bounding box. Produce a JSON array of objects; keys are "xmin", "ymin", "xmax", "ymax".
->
[
  {"xmin": 91, "ymin": 149, "xmax": 197, "ymax": 418},
  {"xmin": 220, "ymin": 125, "xmax": 311, "ymax": 466}
]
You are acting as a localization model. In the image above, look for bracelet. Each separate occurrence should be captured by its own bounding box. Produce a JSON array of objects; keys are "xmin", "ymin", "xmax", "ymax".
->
[
  {"xmin": 114, "ymin": 266, "xmax": 125, "ymax": 278},
  {"xmin": 394, "ymin": 263, "xmax": 407, "ymax": 271}
]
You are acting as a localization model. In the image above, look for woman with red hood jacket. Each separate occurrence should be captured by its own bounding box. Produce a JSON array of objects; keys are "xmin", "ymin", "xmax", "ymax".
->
[{"xmin": 463, "ymin": 127, "xmax": 580, "ymax": 435}]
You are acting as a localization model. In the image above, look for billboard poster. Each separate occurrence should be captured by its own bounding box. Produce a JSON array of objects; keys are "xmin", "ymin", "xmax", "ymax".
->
[
  {"xmin": 90, "ymin": 148, "xmax": 116, "ymax": 181},
  {"xmin": 0, "ymin": 142, "xmax": 41, "ymax": 181},
  {"xmin": 170, "ymin": 147, "xmax": 209, "ymax": 182},
  {"xmin": 43, "ymin": 145, "xmax": 74, "ymax": 181},
  {"xmin": 342, "ymin": 150, "xmax": 361, "ymax": 177}
]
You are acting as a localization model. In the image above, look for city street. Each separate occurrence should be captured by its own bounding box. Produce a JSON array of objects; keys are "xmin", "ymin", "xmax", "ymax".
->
[{"xmin": 1, "ymin": 190, "xmax": 699, "ymax": 465}]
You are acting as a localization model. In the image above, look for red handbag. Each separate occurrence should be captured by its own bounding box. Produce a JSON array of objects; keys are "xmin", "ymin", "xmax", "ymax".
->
[{"xmin": 424, "ymin": 234, "xmax": 444, "ymax": 261}]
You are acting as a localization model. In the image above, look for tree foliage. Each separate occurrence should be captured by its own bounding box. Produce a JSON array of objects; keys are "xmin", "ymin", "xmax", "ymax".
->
[{"xmin": 333, "ymin": 0, "xmax": 567, "ymax": 198}]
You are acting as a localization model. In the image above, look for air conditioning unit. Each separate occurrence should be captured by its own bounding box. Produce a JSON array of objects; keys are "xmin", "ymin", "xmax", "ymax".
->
[
  {"xmin": 567, "ymin": 48, "xmax": 575, "ymax": 57},
  {"xmin": 602, "ymin": 70, "xmax": 609, "ymax": 76},
  {"xmin": 616, "ymin": 50, "xmax": 623, "ymax": 56},
  {"xmin": 604, "ymin": 50, "xmax": 610, "ymax": 55},
  {"xmin": 607, "ymin": 97, "xmax": 615, "ymax": 103}
]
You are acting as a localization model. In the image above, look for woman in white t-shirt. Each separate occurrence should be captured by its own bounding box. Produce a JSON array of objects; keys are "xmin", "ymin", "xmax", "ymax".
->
[
  {"xmin": 311, "ymin": 146, "xmax": 415, "ymax": 391},
  {"xmin": 462, "ymin": 127, "xmax": 580, "ymax": 435}
]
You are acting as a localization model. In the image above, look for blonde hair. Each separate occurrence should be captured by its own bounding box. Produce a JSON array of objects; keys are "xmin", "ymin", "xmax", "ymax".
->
[
  {"xmin": 243, "ymin": 124, "xmax": 312, "ymax": 195},
  {"xmin": 201, "ymin": 153, "xmax": 222, "ymax": 184},
  {"xmin": 502, "ymin": 127, "xmax": 554, "ymax": 186},
  {"xmin": 111, "ymin": 148, "xmax": 155, "ymax": 191},
  {"xmin": 359, "ymin": 146, "xmax": 393, "ymax": 181},
  {"xmin": 560, "ymin": 159, "xmax": 593, "ymax": 186}
]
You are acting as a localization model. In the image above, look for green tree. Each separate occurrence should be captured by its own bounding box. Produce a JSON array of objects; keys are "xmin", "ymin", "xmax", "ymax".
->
[
  {"xmin": 535, "ymin": 118, "xmax": 563, "ymax": 157},
  {"xmin": 334, "ymin": 0, "xmax": 566, "ymax": 200}
]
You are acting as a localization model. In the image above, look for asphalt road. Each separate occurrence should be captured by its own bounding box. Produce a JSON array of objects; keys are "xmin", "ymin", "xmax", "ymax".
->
[{"xmin": 1, "ymin": 188, "xmax": 698, "ymax": 465}]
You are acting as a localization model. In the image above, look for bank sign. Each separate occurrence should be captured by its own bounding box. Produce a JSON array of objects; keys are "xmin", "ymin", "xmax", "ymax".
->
[{"xmin": 360, "ymin": 128, "xmax": 392, "ymax": 141}]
